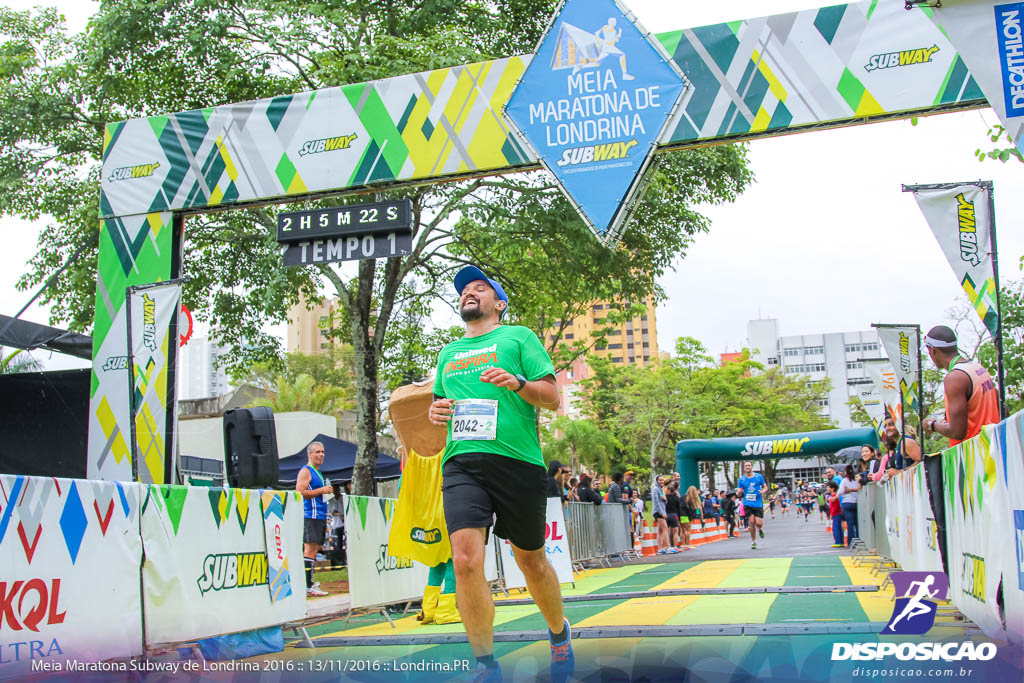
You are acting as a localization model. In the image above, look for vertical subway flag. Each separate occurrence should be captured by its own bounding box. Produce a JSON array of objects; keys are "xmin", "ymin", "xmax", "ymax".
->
[
  {"xmin": 503, "ymin": 0, "xmax": 688, "ymax": 245},
  {"xmin": 127, "ymin": 282, "xmax": 182, "ymax": 484},
  {"xmin": 909, "ymin": 183, "xmax": 999, "ymax": 336},
  {"xmin": 864, "ymin": 358, "xmax": 903, "ymax": 436},
  {"xmin": 876, "ymin": 325, "xmax": 921, "ymax": 415}
]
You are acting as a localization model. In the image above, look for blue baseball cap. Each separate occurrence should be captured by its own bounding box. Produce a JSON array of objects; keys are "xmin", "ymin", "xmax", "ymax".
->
[{"xmin": 454, "ymin": 265, "xmax": 508, "ymax": 318}]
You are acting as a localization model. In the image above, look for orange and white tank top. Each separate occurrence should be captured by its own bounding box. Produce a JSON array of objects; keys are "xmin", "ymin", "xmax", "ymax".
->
[{"xmin": 944, "ymin": 360, "xmax": 999, "ymax": 446}]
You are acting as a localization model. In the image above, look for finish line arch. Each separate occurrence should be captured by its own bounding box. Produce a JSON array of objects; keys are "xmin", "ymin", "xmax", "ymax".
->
[
  {"xmin": 675, "ymin": 427, "xmax": 879, "ymax": 492},
  {"xmin": 87, "ymin": 0, "xmax": 1010, "ymax": 482}
]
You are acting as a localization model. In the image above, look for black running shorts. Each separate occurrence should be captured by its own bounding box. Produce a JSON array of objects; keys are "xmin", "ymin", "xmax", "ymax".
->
[
  {"xmin": 666, "ymin": 513, "xmax": 680, "ymax": 528},
  {"xmin": 304, "ymin": 518, "xmax": 327, "ymax": 546},
  {"xmin": 442, "ymin": 452, "xmax": 548, "ymax": 551},
  {"xmin": 743, "ymin": 506, "xmax": 764, "ymax": 519}
]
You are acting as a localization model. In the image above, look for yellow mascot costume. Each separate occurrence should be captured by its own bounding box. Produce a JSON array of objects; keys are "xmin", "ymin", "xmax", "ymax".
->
[{"xmin": 386, "ymin": 382, "xmax": 460, "ymax": 625}]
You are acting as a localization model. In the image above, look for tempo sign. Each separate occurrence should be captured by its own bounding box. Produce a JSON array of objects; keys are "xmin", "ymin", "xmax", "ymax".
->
[
  {"xmin": 282, "ymin": 231, "xmax": 413, "ymax": 266},
  {"xmin": 276, "ymin": 198, "xmax": 412, "ymax": 243},
  {"xmin": 277, "ymin": 198, "xmax": 414, "ymax": 266}
]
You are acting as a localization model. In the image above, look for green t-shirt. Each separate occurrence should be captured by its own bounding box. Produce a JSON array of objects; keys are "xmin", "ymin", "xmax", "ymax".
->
[{"xmin": 433, "ymin": 325, "xmax": 555, "ymax": 467}]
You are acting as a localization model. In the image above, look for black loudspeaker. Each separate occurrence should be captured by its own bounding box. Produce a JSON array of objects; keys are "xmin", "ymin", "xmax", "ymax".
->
[{"xmin": 223, "ymin": 407, "xmax": 280, "ymax": 488}]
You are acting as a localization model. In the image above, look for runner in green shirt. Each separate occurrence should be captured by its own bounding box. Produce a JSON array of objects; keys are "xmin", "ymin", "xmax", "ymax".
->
[{"xmin": 429, "ymin": 265, "xmax": 571, "ymax": 683}]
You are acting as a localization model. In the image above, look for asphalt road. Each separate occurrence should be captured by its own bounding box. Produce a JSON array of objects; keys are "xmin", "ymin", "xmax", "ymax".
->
[{"xmin": 621, "ymin": 505, "xmax": 849, "ymax": 564}]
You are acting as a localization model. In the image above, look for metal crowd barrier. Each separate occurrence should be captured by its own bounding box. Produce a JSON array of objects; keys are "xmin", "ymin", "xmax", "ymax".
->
[{"xmin": 564, "ymin": 501, "xmax": 633, "ymax": 566}]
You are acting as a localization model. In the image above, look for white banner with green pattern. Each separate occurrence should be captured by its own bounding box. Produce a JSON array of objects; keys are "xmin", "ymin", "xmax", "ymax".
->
[
  {"xmin": 909, "ymin": 183, "xmax": 999, "ymax": 337},
  {"xmin": 941, "ymin": 424, "xmax": 1011, "ymax": 641},
  {"xmin": 881, "ymin": 466, "xmax": 942, "ymax": 572},
  {"xmin": 140, "ymin": 485, "xmax": 305, "ymax": 644},
  {"xmin": 345, "ymin": 495, "xmax": 430, "ymax": 610}
]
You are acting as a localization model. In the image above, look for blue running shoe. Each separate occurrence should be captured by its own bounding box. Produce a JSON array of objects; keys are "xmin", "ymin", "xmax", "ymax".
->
[
  {"xmin": 470, "ymin": 663, "xmax": 503, "ymax": 683},
  {"xmin": 549, "ymin": 618, "xmax": 574, "ymax": 683}
]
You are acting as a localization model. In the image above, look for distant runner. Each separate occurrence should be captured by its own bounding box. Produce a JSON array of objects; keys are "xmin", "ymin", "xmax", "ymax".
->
[{"xmin": 736, "ymin": 462, "xmax": 767, "ymax": 549}]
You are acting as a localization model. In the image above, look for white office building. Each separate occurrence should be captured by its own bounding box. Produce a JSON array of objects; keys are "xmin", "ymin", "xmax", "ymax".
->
[
  {"xmin": 747, "ymin": 318, "xmax": 887, "ymax": 429},
  {"xmin": 178, "ymin": 334, "xmax": 232, "ymax": 400}
]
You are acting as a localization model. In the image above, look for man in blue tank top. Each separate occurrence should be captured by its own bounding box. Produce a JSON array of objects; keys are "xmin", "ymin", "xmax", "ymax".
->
[
  {"xmin": 736, "ymin": 461, "xmax": 768, "ymax": 549},
  {"xmin": 296, "ymin": 441, "xmax": 332, "ymax": 597}
]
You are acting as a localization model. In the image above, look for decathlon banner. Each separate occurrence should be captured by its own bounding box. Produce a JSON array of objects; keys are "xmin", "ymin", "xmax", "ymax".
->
[
  {"xmin": 140, "ymin": 485, "xmax": 305, "ymax": 644},
  {"xmin": 0, "ymin": 476, "xmax": 142, "ymax": 679},
  {"xmin": 941, "ymin": 424, "xmax": 1011, "ymax": 640},
  {"xmin": 907, "ymin": 183, "xmax": 999, "ymax": 337},
  {"xmin": 926, "ymin": 1, "xmax": 1024, "ymax": 156},
  {"xmin": 883, "ymin": 466, "xmax": 943, "ymax": 573},
  {"xmin": 875, "ymin": 324, "xmax": 920, "ymax": 415},
  {"xmin": 126, "ymin": 282, "xmax": 182, "ymax": 485},
  {"xmin": 863, "ymin": 358, "xmax": 902, "ymax": 434},
  {"xmin": 499, "ymin": 498, "xmax": 573, "ymax": 590},
  {"xmin": 261, "ymin": 491, "xmax": 295, "ymax": 604},
  {"xmin": 345, "ymin": 495, "xmax": 430, "ymax": 610}
]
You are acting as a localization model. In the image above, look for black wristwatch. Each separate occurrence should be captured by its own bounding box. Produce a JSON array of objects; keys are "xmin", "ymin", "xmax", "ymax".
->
[{"xmin": 514, "ymin": 374, "xmax": 527, "ymax": 392}]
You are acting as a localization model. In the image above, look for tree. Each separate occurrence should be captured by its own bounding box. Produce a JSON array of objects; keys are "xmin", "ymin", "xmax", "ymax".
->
[
  {"xmin": 978, "ymin": 277, "xmax": 1024, "ymax": 415},
  {"xmin": 0, "ymin": 347, "xmax": 40, "ymax": 374},
  {"xmin": 242, "ymin": 347, "xmax": 357, "ymax": 406},
  {"xmin": 580, "ymin": 340, "xmax": 832, "ymax": 487},
  {"xmin": 1, "ymin": 2, "xmax": 752, "ymax": 494},
  {"xmin": 249, "ymin": 373, "xmax": 350, "ymax": 414},
  {"xmin": 974, "ymin": 124, "xmax": 1023, "ymax": 164},
  {"xmin": 542, "ymin": 416, "xmax": 619, "ymax": 476}
]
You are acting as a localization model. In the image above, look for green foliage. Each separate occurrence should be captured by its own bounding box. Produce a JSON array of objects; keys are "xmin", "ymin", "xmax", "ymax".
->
[
  {"xmin": 978, "ymin": 278, "xmax": 1024, "ymax": 414},
  {"xmin": 543, "ymin": 416, "xmax": 620, "ymax": 475},
  {"xmin": 0, "ymin": 347, "xmax": 40, "ymax": 374},
  {"xmin": 240, "ymin": 347, "xmax": 357, "ymax": 402},
  {"xmin": 578, "ymin": 340, "xmax": 832, "ymax": 482},
  {"xmin": 974, "ymin": 124, "xmax": 1023, "ymax": 164},
  {"xmin": 448, "ymin": 147, "xmax": 753, "ymax": 371},
  {"xmin": 248, "ymin": 372, "xmax": 351, "ymax": 414}
]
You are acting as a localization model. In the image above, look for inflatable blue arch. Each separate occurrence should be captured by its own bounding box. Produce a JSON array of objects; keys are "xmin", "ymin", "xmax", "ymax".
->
[{"xmin": 676, "ymin": 427, "xmax": 879, "ymax": 491}]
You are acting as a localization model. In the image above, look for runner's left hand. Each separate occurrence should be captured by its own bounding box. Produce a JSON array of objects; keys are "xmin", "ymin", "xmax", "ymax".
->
[{"xmin": 479, "ymin": 367, "xmax": 519, "ymax": 390}]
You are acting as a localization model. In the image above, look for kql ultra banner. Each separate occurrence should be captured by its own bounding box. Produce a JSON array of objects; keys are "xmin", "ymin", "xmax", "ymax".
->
[{"xmin": 0, "ymin": 476, "xmax": 143, "ymax": 679}]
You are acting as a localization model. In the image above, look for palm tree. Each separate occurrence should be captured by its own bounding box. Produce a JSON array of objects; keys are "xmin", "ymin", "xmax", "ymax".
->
[
  {"xmin": 0, "ymin": 347, "xmax": 40, "ymax": 374},
  {"xmin": 249, "ymin": 373, "xmax": 351, "ymax": 414}
]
